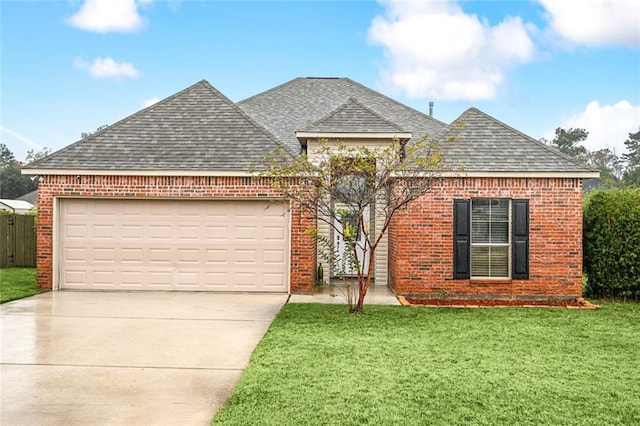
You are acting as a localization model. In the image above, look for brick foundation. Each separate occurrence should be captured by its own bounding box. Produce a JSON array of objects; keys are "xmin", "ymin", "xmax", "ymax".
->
[
  {"xmin": 388, "ymin": 177, "xmax": 584, "ymax": 299},
  {"xmin": 36, "ymin": 175, "xmax": 315, "ymax": 293}
]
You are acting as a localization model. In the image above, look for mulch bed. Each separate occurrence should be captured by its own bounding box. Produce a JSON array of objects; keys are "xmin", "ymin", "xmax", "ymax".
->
[{"xmin": 400, "ymin": 296, "xmax": 598, "ymax": 309}]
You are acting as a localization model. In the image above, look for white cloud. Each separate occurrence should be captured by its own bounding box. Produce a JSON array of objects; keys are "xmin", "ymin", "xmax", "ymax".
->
[
  {"xmin": 367, "ymin": 0, "xmax": 536, "ymax": 101},
  {"xmin": 538, "ymin": 0, "xmax": 640, "ymax": 47},
  {"xmin": 545, "ymin": 101, "xmax": 640, "ymax": 154},
  {"xmin": 74, "ymin": 57, "xmax": 141, "ymax": 80},
  {"xmin": 142, "ymin": 97, "xmax": 160, "ymax": 108},
  {"xmin": 66, "ymin": 0, "xmax": 149, "ymax": 33}
]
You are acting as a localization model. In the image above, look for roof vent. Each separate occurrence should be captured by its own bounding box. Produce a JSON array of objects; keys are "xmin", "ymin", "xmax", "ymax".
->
[{"xmin": 428, "ymin": 101, "xmax": 434, "ymax": 117}]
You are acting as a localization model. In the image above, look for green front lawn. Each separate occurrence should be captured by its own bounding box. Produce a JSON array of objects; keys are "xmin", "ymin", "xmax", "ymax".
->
[
  {"xmin": 0, "ymin": 268, "xmax": 46, "ymax": 303},
  {"xmin": 213, "ymin": 303, "xmax": 640, "ymax": 425}
]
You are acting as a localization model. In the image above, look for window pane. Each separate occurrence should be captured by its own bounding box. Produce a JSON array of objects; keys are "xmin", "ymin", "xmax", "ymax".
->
[
  {"xmin": 491, "ymin": 199, "xmax": 508, "ymax": 220},
  {"xmin": 490, "ymin": 199, "xmax": 509, "ymax": 243},
  {"xmin": 490, "ymin": 246, "xmax": 509, "ymax": 277},
  {"xmin": 490, "ymin": 221, "xmax": 509, "ymax": 243},
  {"xmin": 472, "ymin": 222, "xmax": 489, "ymax": 243},
  {"xmin": 472, "ymin": 199, "xmax": 490, "ymax": 222},
  {"xmin": 471, "ymin": 246, "xmax": 489, "ymax": 277},
  {"xmin": 472, "ymin": 199, "xmax": 490, "ymax": 244}
]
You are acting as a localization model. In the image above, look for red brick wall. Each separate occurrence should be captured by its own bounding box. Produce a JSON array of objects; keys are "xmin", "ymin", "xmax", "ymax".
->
[
  {"xmin": 388, "ymin": 177, "xmax": 584, "ymax": 300},
  {"xmin": 36, "ymin": 175, "xmax": 315, "ymax": 293}
]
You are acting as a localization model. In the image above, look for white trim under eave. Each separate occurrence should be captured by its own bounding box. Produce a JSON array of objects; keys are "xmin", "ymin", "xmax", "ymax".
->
[
  {"xmin": 438, "ymin": 171, "xmax": 600, "ymax": 178},
  {"xmin": 295, "ymin": 131, "xmax": 413, "ymax": 140},
  {"xmin": 21, "ymin": 169, "xmax": 600, "ymax": 179},
  {"xmin": 21, "ymin": 169, "xmax": 255, "ymax": 177}
]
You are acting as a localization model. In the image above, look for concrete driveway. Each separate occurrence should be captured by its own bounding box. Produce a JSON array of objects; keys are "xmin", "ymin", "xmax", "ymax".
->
[{"xmin": 0, "ymin": 291, "xmax": 288, "ymax": 425}]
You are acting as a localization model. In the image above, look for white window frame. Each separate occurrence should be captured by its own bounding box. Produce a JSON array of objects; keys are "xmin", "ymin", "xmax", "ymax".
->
[{"xmin": 470, "ymin": 198, "xmax": 511, "ymax": 279}]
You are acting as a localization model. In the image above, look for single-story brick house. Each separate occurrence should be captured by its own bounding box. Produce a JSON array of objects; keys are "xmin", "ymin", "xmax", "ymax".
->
[{"xmin": 24, "ymin": 78, "xmax": 598, "ymax": 300}]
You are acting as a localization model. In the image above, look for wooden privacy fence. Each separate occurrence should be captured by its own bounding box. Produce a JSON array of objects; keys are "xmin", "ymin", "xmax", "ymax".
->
[{"xmin": 0, "ymin": 214, "xmax": 36, "ymax": 268}]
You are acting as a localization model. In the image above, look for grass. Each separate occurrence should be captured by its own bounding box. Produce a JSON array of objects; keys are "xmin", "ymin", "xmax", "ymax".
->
[
  {"xmin": 0, "ymin": 268, "xmax": 46, "ymax": 303},
  {"xmin": 213, "ymin": 302, "xmax": 640, "ymax": 425}
]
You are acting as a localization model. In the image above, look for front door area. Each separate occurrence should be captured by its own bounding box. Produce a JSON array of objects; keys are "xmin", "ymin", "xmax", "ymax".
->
[{"xmin": 333, "ymin": 205, "xmax": 370, "ymax": 276}]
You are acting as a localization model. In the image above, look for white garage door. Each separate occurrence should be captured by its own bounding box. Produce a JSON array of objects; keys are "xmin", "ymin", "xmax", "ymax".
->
[{"xmin": 59, "ymin": 199, "xmax": 289, "ymax": 292}]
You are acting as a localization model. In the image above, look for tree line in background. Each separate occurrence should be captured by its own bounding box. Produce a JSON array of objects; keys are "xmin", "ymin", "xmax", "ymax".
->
[
  {"xmin": 1, "ymin": 125, "xmax": 107, "ymax": 199},
  {"xmin": 542, "ymin": 127, "xmax": 640, "ymax": 187},
  {"xmin": 0, "ymin": 143, "xmax": 51, "ymax": 199}
]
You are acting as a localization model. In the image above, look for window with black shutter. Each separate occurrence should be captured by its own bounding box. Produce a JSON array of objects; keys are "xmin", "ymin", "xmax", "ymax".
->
[{"xmin": 453, "ymin": 198, "xmax": 529, "ymax": 279}]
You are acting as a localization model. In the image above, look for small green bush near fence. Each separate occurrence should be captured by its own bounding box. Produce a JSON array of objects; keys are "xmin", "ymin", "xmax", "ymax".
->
[{"xmin": 584, "ymin": 187, "xmax": 640, "ymax": 300}]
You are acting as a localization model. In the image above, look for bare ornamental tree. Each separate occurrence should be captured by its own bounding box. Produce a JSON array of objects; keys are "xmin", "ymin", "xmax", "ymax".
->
[{"xmin": 260, "ymin": 134, "xmax": 456, "ymax": 313}]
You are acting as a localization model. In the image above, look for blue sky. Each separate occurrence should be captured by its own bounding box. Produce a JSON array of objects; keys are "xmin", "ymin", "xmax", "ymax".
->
[{"xmin": 2, "ymin": 0, "xmax": 639, "ymax": 163}]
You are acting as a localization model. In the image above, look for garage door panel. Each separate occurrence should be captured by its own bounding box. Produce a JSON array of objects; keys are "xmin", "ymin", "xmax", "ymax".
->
[
  {"xmin": 121, "ymin": 248, "xmax": 144, "ymax": 263},
  {"xmin": 205, "ymin": 249, "xmax": 228, "ymax": 264},
  {"xmin": 64, "ymin": 270, "xmax": 87, "ymax": 286},
  {"xmin": 204, "ymin": 272, "xmax": 228, "ymax": 288},
  {"xmin": 93, "ymin": 271, "xmax": 116, "ymax": 285},
  {"xmin": 234, "ymin": 249, "xmax": 257, "ymax": 264},
  {"xmin": 175, "ymin": 271, "xmax": 199, "ymax": 287},
  {"xmin": 122, "ymin": 225, "xmax": 144, "ymax": 241},
  {"xmin": 235, "ymin": 227, "xmax": 257, "ymax": 241},
  {"xmin": 176, "ymin": 225, "xmax": 200, "ymax": 241},
  {"xmin": 65, "ymin": 224, "xmax": 86, "ymax": 239},
  {"xmin": 93, "ymin": 248, "xmax": 116, "ymax": 263},
  {"xmin": 122, "ymin": 271, "xmax": 144, "ymax": 285},
  {"xmin": 176, "ymin": 248, "xmax": 200, "ymax": 264},
  {"xmin": 64, "ymin": 247, "xmax": 87, "ymax": 262},
  {"xmin": 263, "ymin": 226, "xmax": 286, "ymax": 241},
  {"xmin": 263, "ymin": 249, "xmax": 285, "ymax": 264},
  {"xmin": 234, "ymin": 272, "xmax": 257, "ymax": 287},
  {"xmin": 263, "ymin": 273, "xmax": 286, "ymax": 288},
  {"xmin": 92, "ymin": 225, "xmax": 113, "ymax": 240},
  {"xmin": 60, "ymin": 199, "xmax": 289, "ymax": 292},
  {"xmin": 149, "ymin": 271, "xmax": 172, "ymax": 287}
]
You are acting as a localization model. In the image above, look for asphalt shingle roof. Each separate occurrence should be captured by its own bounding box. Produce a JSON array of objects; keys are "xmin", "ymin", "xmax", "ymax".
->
[
  {"xmin": 302, "ymin": 98, "xmax": 408, "ymax": 134},
  {"xmin": 28, "ymin": 80, "xmax": 287, "ymax": 171},
  {"xmin": 240, "ymin": 77, "xmax": 594, "ymax": 173},
  {"xmin": 27, "ymin": 77, "xmax": 596, "ymax": 175},
  {"xmin": 238, "ymin": 77, "xmax": 447, "ymax": 152},
  {"xmin": 442, "ymin": 108, "xmax": 595, "ymax": 172}
]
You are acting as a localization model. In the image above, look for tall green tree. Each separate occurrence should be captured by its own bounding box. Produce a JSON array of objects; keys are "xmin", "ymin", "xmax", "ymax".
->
[
  {"xmin": 587, "ymin": 148, "xmax": 623, "ymax": 186},
  {"xmin": 622, "ymin": 129, "xmax": 640, "ymax": 168},
  {"xmin": 546, "ymin": 127, "xmax": 589, "ymax": 161},
  {"xmin": 622, "ymin": 129, "xmax": 640, "ymax": 186},
  {"xmin": 1, "ymin": 143, "xmax": 16, "ymax": 168},
  {"xmin": 0, "ymin": 144, "xmax": 51, "ymax": 199},
  {"xmin": 0, "ymin": 165, "xmax": 37, "ymax": 199}
]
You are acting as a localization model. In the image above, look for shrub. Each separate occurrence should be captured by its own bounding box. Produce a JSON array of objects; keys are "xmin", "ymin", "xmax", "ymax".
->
[{"xmin": 583, "ymin": 188, "xmax": 640, "ymax": 299}]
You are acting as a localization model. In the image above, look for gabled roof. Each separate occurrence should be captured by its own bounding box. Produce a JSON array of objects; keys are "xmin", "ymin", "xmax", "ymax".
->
[
  {"xmin": 302, "ymin": 98, "xmax": 407, "ymax": 133},
  {"xmin": 26, "ymin": 80, "xmax": 287, "ymax": 171},
  {"xmin": 24, "ymin": 77, "xmax": 599, "ymax": 177},
  {"xmin": 238, "ymin": 77, "xmax": 447, "ymax": 152},
  {"xmin": 441, "ymin": 108, "xmax": 597, "ymax": 173}
]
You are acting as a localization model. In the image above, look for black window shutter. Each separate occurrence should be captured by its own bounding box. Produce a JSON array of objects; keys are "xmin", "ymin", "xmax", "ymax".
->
[
  {"xmin": 512, "ymin": 199, "xmax": 529, "ymax": 279},
  {"xmin": 453, "ymin": 199, "xmax": 471, "ymax": 279}
]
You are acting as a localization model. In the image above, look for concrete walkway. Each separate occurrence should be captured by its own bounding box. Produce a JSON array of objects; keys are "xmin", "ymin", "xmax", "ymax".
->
[
  {"xmin": 289, "ymin": 285, "xmax": 401, "ymax": 305},
  {"xmin": 0, "ymin": 291, "xmax": 287, "ymax": 425}
]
